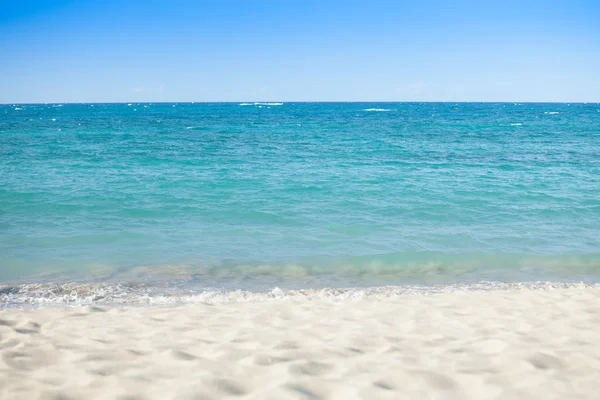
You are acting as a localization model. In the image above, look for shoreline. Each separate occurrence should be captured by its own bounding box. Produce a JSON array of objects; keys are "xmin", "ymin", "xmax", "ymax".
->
[
  {"xmin": 1, "ymin": 285, "xmax": 599, "ymax": 398},
  {"xmin": 1, "ymin": 280, "xmax": 599, "ymax": 308}
]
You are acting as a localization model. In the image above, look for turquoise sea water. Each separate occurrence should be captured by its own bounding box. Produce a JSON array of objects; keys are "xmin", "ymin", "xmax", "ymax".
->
[{"xmin": 1, "ymin": 102, "xmax": 600, "ymax": 303}]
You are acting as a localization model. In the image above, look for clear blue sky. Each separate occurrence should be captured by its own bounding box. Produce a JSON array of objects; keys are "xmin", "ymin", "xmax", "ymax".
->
[{"xmin": 1, "ymin": 0, "xmax": 599, "ymax": 103}]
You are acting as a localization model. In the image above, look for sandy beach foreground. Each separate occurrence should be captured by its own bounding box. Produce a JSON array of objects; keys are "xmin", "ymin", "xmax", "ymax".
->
[{"xmin": 1, "ymin": 286, "xmax": 599, "ymax": 399}]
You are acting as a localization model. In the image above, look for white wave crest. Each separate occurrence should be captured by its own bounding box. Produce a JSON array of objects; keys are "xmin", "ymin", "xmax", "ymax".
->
[
  {"xmin": 363, "ymin": 108, "xmax": 391, "ymax": 112},
  {"xmin": 543, "ymin": 111, "xmax": 560, "ymax": 115},
  {"xmin": 510, "ymin": 123, "xmax": 522, "ymax": 126},
  {"xmin": 254, "ymin": 102, "xmax": 283, "ymax": 106}
]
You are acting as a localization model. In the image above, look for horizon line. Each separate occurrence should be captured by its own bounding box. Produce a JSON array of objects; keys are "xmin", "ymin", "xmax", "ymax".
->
[{"xmin": 3, "ymin": 101, "xmax": 600, "ymax": 105}]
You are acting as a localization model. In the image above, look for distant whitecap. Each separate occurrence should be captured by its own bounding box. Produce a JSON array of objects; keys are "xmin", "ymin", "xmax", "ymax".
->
[
  {"xmin": 543, "ymin": 111, "xmax": 560, "ymax": 115},
  {"xmin": 510, "ymin": 123, "xmax": 522, "ymax": 126},
  {"xmin": 254, "ymin": 102, "xmax": 283, "ymax": 106},
  {"xmin": 363, "ymin": 108, "xmax": 391, "ymax": 112}
]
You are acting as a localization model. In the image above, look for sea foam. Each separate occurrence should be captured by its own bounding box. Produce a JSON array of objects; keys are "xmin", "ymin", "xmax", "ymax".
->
[{"xmin": 1, "ymin": 281, "xmax": 596, "ymax": 308}]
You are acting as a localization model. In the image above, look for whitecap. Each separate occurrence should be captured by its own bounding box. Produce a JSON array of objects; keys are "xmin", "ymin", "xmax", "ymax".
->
[
  {"xmin": 363, "ymin": 108, "xmax": 391, "ymax": 112},
  {"xmin": 510, "ymin": 123, "xmax": 522, "ymax": 126},
  {"xmin": 127, "ymin": 103, "xmax": 132, "ymax": 106},
  {"xmin": 543, "ymin": 111, "xmax": 560, "ymax": 115},
  {"xmin": 239, "ymin": 103, "xmax": 253, "ymax": 106},
  {"xmin": 254, "ymin": 102, "xmax": 283, "ymax": 106},
  {"xmin": 14, "ymin": 107, "xmax": 22, "ymax": 111},
  {"xmin": 51, "ymin": 118, "xmax": 57, "ymax": 121}
]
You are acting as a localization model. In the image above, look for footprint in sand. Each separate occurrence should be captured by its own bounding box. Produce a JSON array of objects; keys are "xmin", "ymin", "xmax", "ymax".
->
[
  {"xmin": 3, "ymin": 350, "xmax": 52, "ymax": 371},
  {"xmin": 289, "ymin": 361, "xmax": 333, "ymax": 376},
  {"xmin": 212, "ymin": 378, "xmax": 249, "ymax": 396}
]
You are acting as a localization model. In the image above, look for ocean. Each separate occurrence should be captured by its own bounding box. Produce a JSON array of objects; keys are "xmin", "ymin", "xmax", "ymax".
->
[{"xmin": 1, "ymin": 102, "xmax": 599, "ymax": 306}]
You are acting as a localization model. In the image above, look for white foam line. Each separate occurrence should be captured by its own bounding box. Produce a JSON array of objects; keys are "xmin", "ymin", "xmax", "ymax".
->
[{"xmin": 1, "ymin": 281, "xmax": 597, "ymax": 309}]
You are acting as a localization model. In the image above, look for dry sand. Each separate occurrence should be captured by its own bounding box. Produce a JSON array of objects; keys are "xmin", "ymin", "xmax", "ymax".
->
[{"xmin": 1, "ymin": 286, "xmax": 599, "ymax": 399}]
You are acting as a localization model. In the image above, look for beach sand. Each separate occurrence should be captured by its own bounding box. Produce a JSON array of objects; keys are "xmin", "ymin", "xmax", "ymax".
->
[{"xmin": 1, "ymin": 286, "xmax": 599, "ymax": 399}]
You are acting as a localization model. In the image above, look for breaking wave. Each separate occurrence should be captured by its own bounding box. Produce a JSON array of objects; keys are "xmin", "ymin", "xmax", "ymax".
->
[{"xmin": 2, "ymin": 252, "xmax": 600, "ymax": 308}]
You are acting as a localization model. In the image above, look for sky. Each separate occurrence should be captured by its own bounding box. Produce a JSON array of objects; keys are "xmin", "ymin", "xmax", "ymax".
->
[{"xmin": 1, "ymin": 0, "xmax": 599, "ymax": 103}]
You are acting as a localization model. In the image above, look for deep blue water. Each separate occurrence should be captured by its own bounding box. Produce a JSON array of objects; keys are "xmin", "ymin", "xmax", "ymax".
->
[{"xmin": 1, "ymin": 102, "xmax": 600, "ymax": 292}]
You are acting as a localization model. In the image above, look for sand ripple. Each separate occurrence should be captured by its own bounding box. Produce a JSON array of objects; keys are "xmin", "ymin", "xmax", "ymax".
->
[{"xmin": 1, "ymin": 287, "xmax": 599, "ymax": 399}]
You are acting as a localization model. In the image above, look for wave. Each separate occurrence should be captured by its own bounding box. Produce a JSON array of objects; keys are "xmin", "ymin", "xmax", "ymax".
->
[
  {"xmin": 543, "ymin": 111, "xmax": 560, "ymax": 115},
  {"xmin": 1, "ymin": 281, "xmax": 596, "ymax": 308},
  {"xmin": 510, "ymin": 123, "xmax": 522, "ymax": 126},
  {"xmin": 239, "ymin": 102, "xmax": 284, "ymax": 107},
  {"xmin": 2, "ymin": 252, "xmax": 600, "ymax": 308},
  {"xmin": 363, "ymin": 108, "xmax": 391, "ymax": 112}
]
